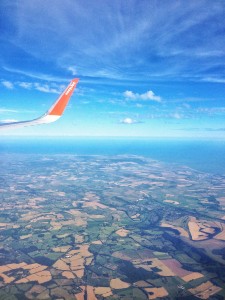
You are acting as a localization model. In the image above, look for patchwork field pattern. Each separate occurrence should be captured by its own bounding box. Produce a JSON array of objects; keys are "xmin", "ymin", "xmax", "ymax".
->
[{"xmin": 0, "ymin": 154, "xmax": 225, "ymax": 299}]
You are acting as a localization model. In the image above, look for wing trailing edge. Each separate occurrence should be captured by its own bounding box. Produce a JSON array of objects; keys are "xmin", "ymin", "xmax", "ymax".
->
[{"xmin": 0, "ymin": 78, "xmax": 79, "ymax": 130}]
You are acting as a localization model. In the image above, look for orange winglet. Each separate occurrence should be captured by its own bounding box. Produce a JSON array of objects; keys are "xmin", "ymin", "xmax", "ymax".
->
[{"xmin": 48, "ymin": 78, "xmax": 79, "ymax": 116}]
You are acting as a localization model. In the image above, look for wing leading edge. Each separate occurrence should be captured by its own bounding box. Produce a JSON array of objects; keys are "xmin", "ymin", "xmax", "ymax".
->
[{"xmin": 0, "ymin": 78, "xmax": 79, "ymax": 130}]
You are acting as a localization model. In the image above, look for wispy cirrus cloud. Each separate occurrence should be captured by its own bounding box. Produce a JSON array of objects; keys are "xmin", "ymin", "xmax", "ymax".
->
[
  {"xmin": 201, "ymin": 77, "xmax": 225, "ymax": 84},
  {"xmin": 3, "ymin": 67, "xmax": 68, "ymax": 82},
  {"xmin": 0, "ymin": 108, "xmax": 18, "ymax": 113},
  {"xmin": 123, "ymin": 90, "xmax": 161, "ymax": 102},
  {"xmin": 2, "ymin": 1, "xmax": 225, "ymax": 82},
  {"xmin": 1, "ymin": 1, "xmax": 225, "ymax": 138}
]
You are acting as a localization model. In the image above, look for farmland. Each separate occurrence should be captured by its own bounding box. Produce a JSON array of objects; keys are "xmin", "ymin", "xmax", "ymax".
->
[{"xmin": 0, "ymin": 154, "xmax": 225, "ymax": 299}]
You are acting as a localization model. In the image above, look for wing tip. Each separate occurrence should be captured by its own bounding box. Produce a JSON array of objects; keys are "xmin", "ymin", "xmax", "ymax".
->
[{"xmin": 48, "ymin": 78, "xmax": 79, "ymax": 116}]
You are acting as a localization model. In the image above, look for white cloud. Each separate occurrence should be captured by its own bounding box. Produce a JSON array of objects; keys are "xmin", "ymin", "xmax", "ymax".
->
[
  {"xmin": 34, "ymin": 83, "xmax": 60, "ymax": 94},
  {"xmin": 68, "ymin": 66, "xmax": 77, "ymax": 75},
  {"xmin": 140, "ymin": 91, "xmax": 161, "ymax": 102},
  {"xmin": 202, "ymin": 77, "xmax": 225, "ymax": 83},
  {"xmin": 2, "ymin": 78, "xmax": 67, "ymax": 94},
  {"xmin": 2, "ymin": 81, "xmax": 14, "ymax": 89},
  {"xmin": 122, "ymin": 118, "xmax": 134, "ymax": 124},
  {"xmin": 123, "ymin": 90, "xmax": 161, "ymax": 102},
  {"xmin": 172, "ymin": 113, "xmax": 182, "ymax": 119},
  {"xmin": 123, "ymin": 91, "xmax": 136, "ymax": 99},
  {"xmin": 18, "ymin": 81, "xmax": 65, "ymax": 94},
  {"xmin": 120, "ymin": 117, "xmax": 142, "ymax": 124},
  {"xmin": 18, "ymin": 82, "xmax": 32, "ymax": 89}
]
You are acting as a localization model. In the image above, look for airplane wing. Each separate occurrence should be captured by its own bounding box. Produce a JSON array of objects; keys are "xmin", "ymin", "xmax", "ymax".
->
[{"xmin": 0, "ymin": 78, "xmax": 79, "ymax": 130}]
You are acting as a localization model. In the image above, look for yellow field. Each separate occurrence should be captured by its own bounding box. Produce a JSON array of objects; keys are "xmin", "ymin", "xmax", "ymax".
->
[
  {"xmin": 75, "ymin": 234, "xmax": 85, "ymax": 243},
  {"xmin": 75, "ymin": 285, "xmax": 98, "ymax": 300},
  {"xmin": 0, "ymin": 262, "xmax": 51, "ymax": 285},
  {"xmin": 161, "ymin": 222, "xmax": 189, "ymax": 238},
  {"xmin": 188, "ymin": 281, "xmax": 222, "ymax": 299},
  {"xmin": 131, "ymin": 213, "xmax": 140, "ymax": 219},
  {"xmin": 110, "ymin": 278, "xmax": 130, "ymax": 289},
  {"xmin": 83, "ymin": 200, "xmax": 108, "ymax": 209},
  {"xmin": 87, "ymin": 286, "xmax": 97, "ymax": 300},
  {"xmin": 188, "ymin": 217, "xmax": 221, "ymax": 241},
  {"xmin": 52, "ymin": 245, "xmax": 71, "ymax": 252},
  {"xmin": 134, "ymin": 258, "xmax": 175, "ymax": 276},
  {"xmin": 75, "ymin": 286, "xmax": 85, "ymax": 300},
  {"xmin": 53, "ymin": 244, "xmax": 93, "ymax": 278},
  {"xmin": 116, "ymin": 228, "xmax": 130, "ymax": 237},
  {"xmin": 182, "ymin": 272, "xmax": 203, "ymax": 282},
  {"xmin": 56, "ymin": 233, "xmax": 70, "ymax": 238},
  {"xmin": 20, "ymin": 234, "xmax": 32, "ymax": 240},
  {"xmin": 94, "ymin": 287, "xmax": 113, "ymax": 297},
  {"xmin": 53, "ymin": 259, "xmax": 70, "ymax": 271},
  {"xmin": 62, "ymin": 271, "xmax": 75, "ymax": 279},
  {"xmin": 16, "ymin": 270, "xmax": 52, "ymax": 284}
]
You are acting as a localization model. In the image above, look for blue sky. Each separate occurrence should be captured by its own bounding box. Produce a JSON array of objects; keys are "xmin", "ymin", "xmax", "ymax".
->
[{"xmin": 0, "ymin": 0, "xmax": 225, "ymax": 138}]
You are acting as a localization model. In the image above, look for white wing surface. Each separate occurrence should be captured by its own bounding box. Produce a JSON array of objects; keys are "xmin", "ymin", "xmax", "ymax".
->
[{"xmin": 0, "ymin": 78, "xmax": 79, "ymax": 129}]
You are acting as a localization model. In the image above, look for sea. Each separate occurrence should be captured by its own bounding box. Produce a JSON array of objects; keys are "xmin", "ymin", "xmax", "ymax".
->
[{"xmin": 0, "ymin": 137, "xmax": 225, "ymax": 176}]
